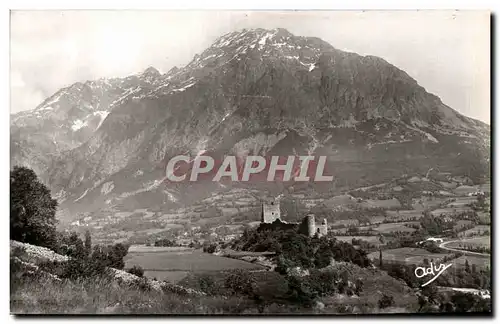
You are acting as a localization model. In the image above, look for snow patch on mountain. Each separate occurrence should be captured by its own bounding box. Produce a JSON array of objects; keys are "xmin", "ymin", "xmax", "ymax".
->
[
  {"xmin": 71, "ymin": 119, "xmax": 88, "ymax": 131},
  {"xmin": 110, "ymin": 86, "xmax": 142, "ymax": 107},
  {"xmin": 38, "ymin": 93, "xmax": 63, "ymax": 109},
  {"xmin": 172, "ymin": 81, "xmax": 196, "ymax": 93},
  {"xmin": 101, "ymin": 181, "xmax": 114, "ymax": 195},
  {"xmin": 74, "ymin": 188, "xmax": 89, "ymax": 202},
  {"xmin": 164, "ymin": 190, "xmax": 179, "ymax": 202},
  {"xmin": 93, "ymin": 111, "xmax": 110, "ymax": 129},
  {"xmin": 258, "ymin": 31, "xmax": 276, "ymax": 49}
]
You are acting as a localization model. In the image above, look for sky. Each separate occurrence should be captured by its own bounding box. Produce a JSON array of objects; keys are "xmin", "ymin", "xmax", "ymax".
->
[{"xmin": 10, "ymin": 10, "xmax": 490, "ymax": 123}]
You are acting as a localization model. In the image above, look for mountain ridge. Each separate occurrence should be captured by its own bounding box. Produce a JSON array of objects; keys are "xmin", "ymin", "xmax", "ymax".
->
[{"xmin": 10, "ymin": 27, "xmax": 490, "ymax": 226}]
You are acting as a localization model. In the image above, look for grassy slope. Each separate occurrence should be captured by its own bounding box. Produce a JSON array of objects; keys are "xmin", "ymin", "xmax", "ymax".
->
[{"xmin": 10, "ymin": 240, "xmax": 419, "ymax": 314}]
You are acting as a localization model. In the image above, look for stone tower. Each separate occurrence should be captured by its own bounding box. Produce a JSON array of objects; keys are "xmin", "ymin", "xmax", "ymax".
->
[
  {"xmin": 306, "ymin": 214, "xmax": 316, "ymax": 237},
  {"xmin": 261, "ymin": 198, "xmax": 281, "ymax": 223},
  {"xmin": 318, "ymin": 218, "xmax": 328, "ymax": 237}
]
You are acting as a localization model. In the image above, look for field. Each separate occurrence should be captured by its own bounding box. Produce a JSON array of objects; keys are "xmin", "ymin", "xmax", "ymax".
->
[
  {"xmin": 447, "ymin": 197, "xmax": 477, "ymax": 208},
  {"xmin": 458, "ymin": 225, "xmax": 490, "ymax": 237},
  {"xmin": 385, "ymin": 210, "xmax": 423, "ymax": 221},
  {"xmin": 330, "ymin": 219, "xmax": 359, "ymax": 227},
  {"xmin": 335, "ymin": 236, "xmax": 382, "ymax": 246},
  {"xmin": 453, "ymin": 220, "xmax": 473, "ymax": 231},
  {"xmin": 372, "ymin": 222, "xmax": 418, "ymax": 234},
  {"xmin": 125, "ymin": 248, "xmax": 265, "ymax": 283},
  {"xmin": 359, "ymin": 198, "xmax": 401, "ymax": 209},
  {"xmin": 430, "ymin": 207, "xmax": 472, "ymax": 217},
  {"xmin": 128, "ymin": 245, "xmax": 194, "ymax": 253},
  {"xmin": 445, "ymin": 236, "xmax": 490, "ymax": 249},
  {"xmin": 412, "ymin": 197, "xmax": 450, "ymax": 211},
  {"xmin": 477, "ymin": 212, "xmax": 491, "ymax": 224},
  {"xmin": 449, "ymin": 255, "xmax": 491, "ymax": 271},
  {"xmin": 368, "ymin": 247, "xmax": 453, "ymax": 265}
]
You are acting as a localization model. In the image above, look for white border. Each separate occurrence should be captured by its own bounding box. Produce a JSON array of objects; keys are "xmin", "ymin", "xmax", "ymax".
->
[{"xmin": 2, "ymin": 1, "xmax": 498, "ymax": 324}]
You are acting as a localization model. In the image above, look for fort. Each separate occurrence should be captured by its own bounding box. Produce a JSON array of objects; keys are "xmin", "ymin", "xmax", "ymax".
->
[{"xmin": 260, "ymin": 197, "xmax": 328, "ymax": 238}]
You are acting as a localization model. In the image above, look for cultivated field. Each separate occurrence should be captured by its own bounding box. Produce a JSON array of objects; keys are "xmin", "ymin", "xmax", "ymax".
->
[
  {"xmin": 128, "ymin": 245, "xmax": 194, "ymax": 253},
  {"xmin": 446, "ymin": 236, "xmax": 490, "ymax": 249},
  {"xmin": 359, "ymin": 198, "xmax": 401, "ymax": 209},
  {"xmin": 125, "ymin": 248, "xmax": 265, "ymax": 283},
  {"xmin": 430, "ymin": 207, "xmax": 472, "ymax": 217},
  {"xmin": 458, "ymin": 225, "xmax": 490, "ymax": 238},
  {"xmin": 449, "ymin": 255, "xmax": 491, "ymax": 271},
  {"xmin": 412, "ymin": 197, "xmax": 451, "ymax": 211},
  {"xmin": 385, "ymin": 210, "xmax": 423, "ymax": 221},
  {"xmin": 368, "ymin": 247, "xmax": 453, "ymax": 265},
  {"xmin": 335, "ymin": 236, "xmax": 382, "ymax": 246},
  {"xmin": 372, "ymin": 222, "xmax": 418, "ymax": 234},
  {"xmin": 330, "ymin": 219, "xmax": 359, "ymax": 227}
]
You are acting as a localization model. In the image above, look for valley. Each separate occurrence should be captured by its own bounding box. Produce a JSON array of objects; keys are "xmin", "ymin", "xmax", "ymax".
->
[{"xmin": 10, "ymin": 25, "xmax": 491, "ymax": 315}]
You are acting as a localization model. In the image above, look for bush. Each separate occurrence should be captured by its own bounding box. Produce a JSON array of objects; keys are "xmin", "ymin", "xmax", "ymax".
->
[
  {"xmin": 89, "ymin": 243, "xmax": 129, "ymax": 270},
  {"xmin": 224, "ymin": 269, "xmax": 256, "ymax": 296},
  {"xmin": 203, "ymin": 243, "xmax": 219, "ymax": 254},
  {"xmin": 127, "ymin": 265, "xmax": 144, "ymax": 278},
  {"xmin": 10, "ymin": 166, "xmax": 58, "ymax": 248},
  {"xmin": 285, "ymin": 275, "xmax": 317, "ymax": 307},
  {"xmin": 378, "ymin": 294, "xmax": 395, "ymax": 309},
  {"xmin": 55, "ymin": 232, "xmax": 86, "ymax": 259},
  {"xmin": 39, "ymin": 257, "xmax": 111, "ymax": 280},
  {"xmin": 197, "ymin": 274, "xmax": 223, "ymax": 296},
  {"xmin": 154, "ymin": 239, "xmax": 177, "ymax": 247}
]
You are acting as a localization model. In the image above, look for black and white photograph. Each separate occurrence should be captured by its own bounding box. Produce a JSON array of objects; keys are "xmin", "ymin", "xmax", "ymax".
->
[{"xmin": 9, "ymin": 10, "xmax": 492, "ymax": 315}]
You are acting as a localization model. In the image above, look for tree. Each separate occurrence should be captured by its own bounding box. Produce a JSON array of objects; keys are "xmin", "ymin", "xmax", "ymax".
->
[
  {"xmin": 355, "ymin": 278, "xmax": 364, "ymax": 296},
  {"xmin": 10, "ymin": 166, "xmax": 58, "ymax": 248},
  {"xmin": 418, "ymin": 295, "xmax": 427, "ymax": 312},
  {"xmin": 465, "ymin": 259, "xmax": 471, "ymax": 273},
  {"xmin": 66, "ymin": 232, "xmax": 86, "ymax": 259},
  {"xmin": 84, "ymin": 230, "xmax": 92, "ymax": 257},
  {"xmin": 109, "ymin": 243, "xmax": 129, "ymax": 269}
]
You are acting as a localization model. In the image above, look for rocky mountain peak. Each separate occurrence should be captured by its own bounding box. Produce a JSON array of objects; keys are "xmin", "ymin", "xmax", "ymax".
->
[{"xmin": 141, "ymin": 66, "xmax": 161, "ymax": 79}]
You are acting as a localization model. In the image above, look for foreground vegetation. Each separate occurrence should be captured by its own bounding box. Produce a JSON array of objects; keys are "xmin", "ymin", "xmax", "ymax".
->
[{"xmin": 9, "ymin": 166, "xmax": 492, "ymax": 314}]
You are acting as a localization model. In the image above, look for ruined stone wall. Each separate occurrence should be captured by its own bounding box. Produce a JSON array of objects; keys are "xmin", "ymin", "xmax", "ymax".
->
[
  {"xmin": 318, "ymin": 218, "xmax": 328, "ymax": 237},
  {"xmin": 261, "ymin": 199, "xmax": 281, "ymax": 223}
]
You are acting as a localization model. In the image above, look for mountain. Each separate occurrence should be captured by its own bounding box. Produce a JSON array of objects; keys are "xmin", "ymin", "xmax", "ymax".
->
[
  {"xmin": 10, "ymin": 67, "xmax": 163, "ymax": 177},
  {"xmin": 10, "ymin": 28, "xmax": 490, "ymax": 227}
]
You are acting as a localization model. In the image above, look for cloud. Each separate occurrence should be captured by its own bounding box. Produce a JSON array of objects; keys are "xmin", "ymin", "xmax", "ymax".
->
[{"xmin": 10, "ymin": 10, "xmax": 490, "ymax": 123}]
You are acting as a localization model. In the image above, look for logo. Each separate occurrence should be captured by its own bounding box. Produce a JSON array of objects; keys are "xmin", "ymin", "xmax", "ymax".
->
[
  {"xmin": 414, "ymin": 262, "xmax": 452, "ymax": 287},
  {"xmin": 164, "ymin": 154, "xmax": 334, "ymax": 183}
]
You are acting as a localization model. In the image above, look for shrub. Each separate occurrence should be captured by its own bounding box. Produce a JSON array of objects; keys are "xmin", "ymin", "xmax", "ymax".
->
[
  {"xmin": 203, "ymin": 243, "xmax": 219, "ymax": 254},
  {"xmin": 378, "ymin": 294, "xmax": 395, "ymax": 309},
  {"xmin": 224, "ymin": 269, "xmax": 256, "ymax": 296},
  {"xmin": 197, "ymin": 274, "xmax": 223, "ymax": 296},
  {"xmin": 127, "ymin": 265, "xmax": 144, "ymax": 278},
  {"xmin": 154, "ymin": 239, "xmax": 176, "ymax": 247},
  {"xmin": 285, "ymin": 275, "xmax": 317, "ymax": 307},
  {"xmin": 55, "ymin": 232, "xmax": 86, "ymax": 259},
  {"xmin": 90, "ymin": 243, "xmax": 129, "ymax": 270}
]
